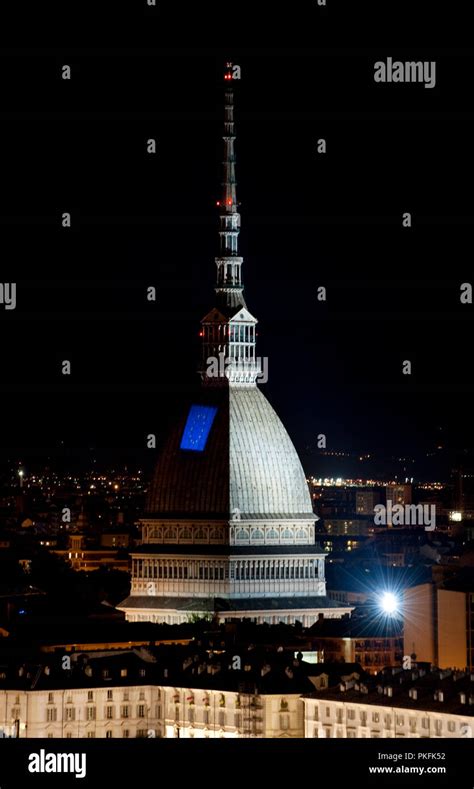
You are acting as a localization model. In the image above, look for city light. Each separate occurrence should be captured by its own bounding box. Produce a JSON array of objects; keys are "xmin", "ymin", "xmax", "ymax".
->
[
  {"xmin": 380, "ymin": 592, "xmax": 398, "ymax": 615},
  {"xmin": 449, "ymin": 511, "xmax": 462, "ymax": 522}
]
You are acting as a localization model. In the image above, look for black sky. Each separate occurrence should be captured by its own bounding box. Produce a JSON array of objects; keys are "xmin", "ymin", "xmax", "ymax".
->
[{"xmin": 0, "ymin": 0, "xmax": 473, "ymax": 481}]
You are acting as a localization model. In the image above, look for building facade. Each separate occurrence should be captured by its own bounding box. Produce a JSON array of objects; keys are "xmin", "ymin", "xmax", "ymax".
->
[
  {"xmin": 303, "ymin": 667, "xmax": 474, "ymax": 738},
  {"xmin": 404, "ymin": 582, "xmax": 474, "ymax": 671},
  {"xmin": 0, "ymin": 685, "xmax": 304, "ymax": 740}
]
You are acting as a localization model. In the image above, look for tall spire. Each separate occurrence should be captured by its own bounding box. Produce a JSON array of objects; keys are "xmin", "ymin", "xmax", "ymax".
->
[
  {"xmin": 199, "ymin": 67, "xmax": 261, "ymax": 388},
  {"xmin": 215, "ymin": 78, "xmax": 245, "ymax": 310}
]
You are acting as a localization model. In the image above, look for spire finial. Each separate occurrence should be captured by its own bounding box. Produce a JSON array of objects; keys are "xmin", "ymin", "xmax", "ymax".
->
[
  {"xmin": 200, "ymin": 67, "xmax": 261, "ymax": 388},
  {"xmin": 214, "ymin": 66, "xmax": 244, "ymax": 307}
]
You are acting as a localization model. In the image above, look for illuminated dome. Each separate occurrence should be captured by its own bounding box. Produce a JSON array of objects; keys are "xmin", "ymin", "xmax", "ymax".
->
[
  {"xmin": 116, "ymin": 74, "xmax": 352, "ymax": 627},
  {"xmin": 146, "ymin": 387, "xmax": 314, "ymax": 521}
]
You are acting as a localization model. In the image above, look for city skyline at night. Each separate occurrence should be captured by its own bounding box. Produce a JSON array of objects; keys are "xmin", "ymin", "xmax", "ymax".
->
[{"xmin": 1, "ymin": 0, "xmax": 474, "ymax": 766}]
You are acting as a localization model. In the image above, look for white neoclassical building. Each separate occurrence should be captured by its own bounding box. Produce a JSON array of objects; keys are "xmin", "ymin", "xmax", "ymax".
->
[
  {"xmin": 0, "ymin": 685, "xmax": 303, "ymax": 740},
  {"xmin": 303, "ymin": 668, "xmax": 474, "ymax": 738},
  {"xmin": 118, "ymin": 76, "xmax": 351, "ymax": 627}
]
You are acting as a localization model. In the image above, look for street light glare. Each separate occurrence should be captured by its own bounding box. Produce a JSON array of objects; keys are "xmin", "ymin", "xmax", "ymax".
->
[{"xmin": 380, "ymin": 592, "xmax": 398, "ymax": 614}]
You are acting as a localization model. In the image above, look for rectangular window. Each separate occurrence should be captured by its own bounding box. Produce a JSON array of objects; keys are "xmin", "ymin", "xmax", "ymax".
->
[
  {"xmin": 123, "ymin": 730, "xmax": 130, "ymax": 738},
  {"xmin": 106, "ymin": 706, "xmax": 114, "ymax": 720},
  {"xmin": 65, "ymin": 708, "xmax": 75, "ymax": 721},
  {"xmin": 106, "ymin": 730, "xmax": 113, "ymax": 738},
  {"xmin": 48, "ymin": 693, "xmax": 54, "ymax": 704},
  {"xmin": 107, "ymin": 690, "xmax": 113, "ymax": 700},
  {"xmin": 121, "ymin": 706, "xmax": 129, "ymax": 718},
  {"xmin": 218, "ymin": 711, "xmax": 225, "ymax": 727},
  {"xmin": 86, "ymin": 707, "xmax": 96, "ymax": 721},
  {"xmin": 88, "ymin": 691, "xmax": 94, "ymax": 702},
  {"xmin": 137, "ymin": 705, "xmax": 146, "ymax": 718},
  {"xmin": 46, "ymin": 708, "xmax": 57, "ymax": 722},
  {"xmin": 87, "ymin": 732, "xmax": 95, "ymax": 739}
]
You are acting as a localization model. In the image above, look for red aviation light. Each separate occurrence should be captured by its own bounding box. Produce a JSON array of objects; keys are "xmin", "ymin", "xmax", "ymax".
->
[
  {"xmin": 216, "ymin": 200, "xmax": 220, "ymax": 206},
  {"xmin": 227, "ymin": 199, "xmax": 232, "ymax": 206}
]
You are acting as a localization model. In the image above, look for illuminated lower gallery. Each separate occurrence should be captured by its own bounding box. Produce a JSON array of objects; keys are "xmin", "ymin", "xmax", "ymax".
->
[{"xmin": 118, "ymin": 75, "xmax": 351, "ymax": 627}]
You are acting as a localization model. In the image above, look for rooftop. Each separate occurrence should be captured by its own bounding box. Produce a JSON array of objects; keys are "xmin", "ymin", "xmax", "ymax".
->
[{"xmin": 303, "ymin": 666, "xmax": 474, "ymax": 716}]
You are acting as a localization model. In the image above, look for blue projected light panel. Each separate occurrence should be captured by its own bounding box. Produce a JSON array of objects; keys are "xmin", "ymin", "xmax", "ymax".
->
[{"xmin": 180, "ymin": 405, "xmax": 218, "ymax": 452}]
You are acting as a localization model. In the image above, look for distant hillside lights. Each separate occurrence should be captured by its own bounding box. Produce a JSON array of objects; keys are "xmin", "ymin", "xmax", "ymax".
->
[
  {"xmin": 374, "ymin": 500, "xmax": 436, "ymax": 531},
  {"xmin": 0, "ymin": 282, "xmax": 16, "ymax": 310}
]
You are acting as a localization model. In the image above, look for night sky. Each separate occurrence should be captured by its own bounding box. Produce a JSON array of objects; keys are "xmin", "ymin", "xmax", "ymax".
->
[{"xmin": 0, "ymin": 0, "xmax": 473, "ymax": 481}]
